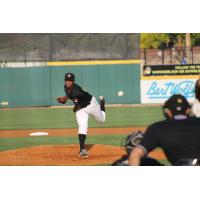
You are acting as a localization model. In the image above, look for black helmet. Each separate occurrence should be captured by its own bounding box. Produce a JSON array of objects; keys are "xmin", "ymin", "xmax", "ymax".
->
[
  {"xmin": 124, "ymin": 131, "xmax": 144, "ymax": 155},
  {"xmin": 65, "ymin": 73, "xmax": 75, "ymax": 82},
  {"xmin": 163, "ymin": 94, "xmax": 191, "ymax": 116}
]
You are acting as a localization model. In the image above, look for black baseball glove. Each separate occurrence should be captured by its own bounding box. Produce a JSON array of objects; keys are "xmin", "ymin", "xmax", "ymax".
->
[{"xmin": 56, "ymin": 96, "xmax": 67, "ymax": 104}]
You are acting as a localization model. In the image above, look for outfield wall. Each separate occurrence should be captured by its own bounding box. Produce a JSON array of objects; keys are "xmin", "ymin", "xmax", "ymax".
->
[
  {"xmin": 0, "ymin": 61, "xmax": 141, "ymax": 107},
  {"xmin": 0, "ymin": 67, "xmax": 50, "ymax": 107}
]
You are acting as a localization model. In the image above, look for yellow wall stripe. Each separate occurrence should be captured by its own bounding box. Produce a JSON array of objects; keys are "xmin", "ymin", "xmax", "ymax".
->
[{"xmin": 47, "ymin": 60, "xmax": 141, "ymax": 66}]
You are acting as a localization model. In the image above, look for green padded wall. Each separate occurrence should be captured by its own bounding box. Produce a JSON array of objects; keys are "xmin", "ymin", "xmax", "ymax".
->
[
  {"xmin": 0, "ymin": 64, "xmax": 141, "ymax": 107},
  {"xmin": 49, "ymin": 64, "xmax": 141, "ymax": 106},
  {"xmin": 0, "ymin": 67, "xmax": 50, "ymax": 107}
]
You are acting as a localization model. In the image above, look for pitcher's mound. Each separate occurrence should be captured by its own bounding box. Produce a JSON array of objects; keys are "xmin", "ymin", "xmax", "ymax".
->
[
  {"xmin": 0, "ymin": 144, "xmax": 127, "ymax": 166},
  {"xmin": 0, "ymin": 144, "xmax": 166, "ymax": 166}
]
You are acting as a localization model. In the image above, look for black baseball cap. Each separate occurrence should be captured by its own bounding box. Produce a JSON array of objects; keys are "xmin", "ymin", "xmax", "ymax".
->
[
  {"xmin": 163, "ymin": 94, "xmax": 191, "ymax": 115},
  {"xmin": 65, "ymin": 73, "xmax": 75, "ymax": 82}
]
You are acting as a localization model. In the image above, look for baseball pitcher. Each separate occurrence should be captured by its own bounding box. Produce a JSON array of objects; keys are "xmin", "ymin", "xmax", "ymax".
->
[{"xmin": 56, "ymin": 73, "xmax": 106, "ymax": 158}]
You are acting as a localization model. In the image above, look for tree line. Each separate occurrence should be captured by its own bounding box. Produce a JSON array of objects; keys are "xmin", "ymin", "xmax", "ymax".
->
[{"xmin": 141, "ymin": 33, "xmax": 200, "ymax": 49}]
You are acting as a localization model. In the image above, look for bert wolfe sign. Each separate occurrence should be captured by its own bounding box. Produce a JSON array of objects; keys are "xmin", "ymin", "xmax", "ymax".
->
[
  {"xmin": 141, "ymin": 78, "xmax": 195, "ymax": 103},
  {"xmin": 141, "ymin": 64, "xmax": 199, "ymax": 104}
]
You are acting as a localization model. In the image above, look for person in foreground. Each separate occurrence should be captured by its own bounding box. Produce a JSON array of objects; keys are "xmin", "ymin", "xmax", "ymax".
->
[
  {"xmin": 112, "ymin": 131, "xmax": 163, "ymax": 166},
  {"xmin": 56, "ymin": 73, "xmax": 106, "ymax": 158},
  {"xmin": 129, "ymin": 94, "xmax": 200, "ymax": 166},
  {"xmin": 191, "ymin": 78, "xmax": 200, "ymax": 117}
]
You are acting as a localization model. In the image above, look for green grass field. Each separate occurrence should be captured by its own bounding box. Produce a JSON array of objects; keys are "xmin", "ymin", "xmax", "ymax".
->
[
  {"xmin": 0, "ymin": 134, "xmax": 127, "ymax": 152},
  {"xmin": 0, "ymin": 106, "xmax": 164, "ymax": 130},
  {"xmin": 0, "ymin": 106, "xmax": 168, "ymax": 165}
]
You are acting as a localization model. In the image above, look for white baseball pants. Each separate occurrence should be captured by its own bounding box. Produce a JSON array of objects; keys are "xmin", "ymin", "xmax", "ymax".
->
[{"xmin": 76, "ymin": 97, "xmax": 106, "ymax": 135}]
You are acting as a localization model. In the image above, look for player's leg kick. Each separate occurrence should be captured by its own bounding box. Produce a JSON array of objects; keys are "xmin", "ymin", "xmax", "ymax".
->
[{"xmin": 85, "ymin": 96, "xmax": 106, "ymax": 123}]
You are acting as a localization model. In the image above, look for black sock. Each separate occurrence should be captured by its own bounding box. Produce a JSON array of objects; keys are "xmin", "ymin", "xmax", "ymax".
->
[
  {"xmin": 100, "ymin": 99, "xmax": 105, "ymax": 112},
  {"xmin": 100, "ymin": 104, "xmax": 105, "ymax": 112},
  {"xmin": 79, "ymin": 134, "xmax": 86, "ymax": 151}
]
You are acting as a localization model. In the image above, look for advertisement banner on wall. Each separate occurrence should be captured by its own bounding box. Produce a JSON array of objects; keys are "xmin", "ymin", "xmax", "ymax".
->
[
  {"xmin": 141, "ymin": 78, "xmax": 196, "ymax": 103},
  {"xmin": 143, "ymin": 64, "xmax": 200, "ymax": 76},
  {"xmin": 141, "ymin": 64, "xmax": 200, "ymax": 104}
]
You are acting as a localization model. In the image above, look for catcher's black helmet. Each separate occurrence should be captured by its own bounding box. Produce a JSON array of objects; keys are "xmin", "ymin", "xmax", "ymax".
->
[
  {"xmin": 163, "ymin": 94, "xmax": 191, "ymax": 117},
  {"xmin": 124, "ymin": 131, "xmax": 144, "ymax": 155}
]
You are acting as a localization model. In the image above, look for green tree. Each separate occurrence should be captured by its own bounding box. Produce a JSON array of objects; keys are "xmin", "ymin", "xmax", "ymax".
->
[
  {"xmin": 191, "ymin": 33, "xmax": 200, "ymax": 46},
  {"xmin": 140, "ymin": 33, "xmax": 171, "ymax": 49},
  {"xmin": 141, "ymin": 33, "xmax": 200, "ymax": 49}
]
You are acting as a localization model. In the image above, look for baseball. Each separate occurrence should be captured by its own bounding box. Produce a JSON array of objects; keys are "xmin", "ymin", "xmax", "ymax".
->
[{"xmin": 118, "ymin": 91, "xmax": 124, "ymax": 96}]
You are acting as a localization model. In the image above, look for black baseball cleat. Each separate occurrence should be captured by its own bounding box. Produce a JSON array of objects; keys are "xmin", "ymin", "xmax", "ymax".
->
[
  {"xmin": 79, "ymin": 149, "xmax": 88, "ymax": 158},
  {"xmin": 99, "ymin": 96, "xmax": 105, "ymax": 112}
]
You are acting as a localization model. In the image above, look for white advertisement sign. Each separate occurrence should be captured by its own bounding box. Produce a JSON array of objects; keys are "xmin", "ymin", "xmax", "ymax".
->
[{"xmin": 141, "ymin": 78, "xmax": 196, "ymax": 103}]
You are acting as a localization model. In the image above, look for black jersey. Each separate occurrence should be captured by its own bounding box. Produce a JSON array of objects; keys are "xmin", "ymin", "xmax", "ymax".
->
[
  {"xmin": 139, "ymin": 116, "xmax": 200, "ymax": 165},
  {"xmin": 64, "ymin": 83, "xmax": 92, "ymax": 109}
]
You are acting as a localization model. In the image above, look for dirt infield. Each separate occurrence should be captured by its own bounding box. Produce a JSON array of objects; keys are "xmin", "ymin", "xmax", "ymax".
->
[
  {"xmin": 0, "ymin": 127, "xmax": 147, "ymax": 138},
  {"xmin": 0, "ymin": 127, "xmax": 167, "ymax": 165},
  {"xmin": 0, "ymin": 144, "xmax": 166, "ymax": 166}
]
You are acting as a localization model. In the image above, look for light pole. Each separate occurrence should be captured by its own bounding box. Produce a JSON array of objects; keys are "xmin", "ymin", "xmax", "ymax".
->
[{"xmin": 186, "ymin": 33, "xmax": 191, "ymax": 63}]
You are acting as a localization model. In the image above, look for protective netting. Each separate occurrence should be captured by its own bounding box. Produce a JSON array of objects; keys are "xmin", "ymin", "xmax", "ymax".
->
[{"xmin": 0, "ymin": 33, "xmax": 140, "ymax": 62}]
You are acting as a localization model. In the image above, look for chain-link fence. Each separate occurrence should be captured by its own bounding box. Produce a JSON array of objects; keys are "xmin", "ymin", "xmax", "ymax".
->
[
  {"xmin": 0, "ymin": 33, "xmax": 140, "ymax": 63},
  {"xmin": 1, "ymin": 33, "xmax": 200, "ymax": 66},
  {"xmin": 141, "ymin": 47, "xmax": 200, "ymax": 65}
]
